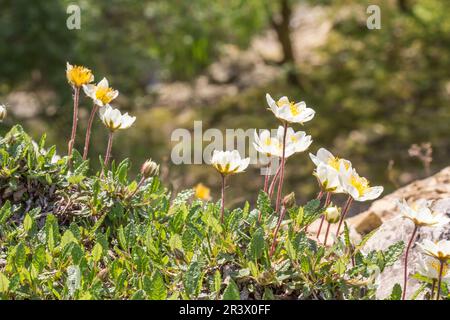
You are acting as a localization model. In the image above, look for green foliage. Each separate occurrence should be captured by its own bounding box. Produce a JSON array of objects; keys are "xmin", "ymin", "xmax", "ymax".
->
[{"xmin": 0, "ymin": 126, "xmax": 409, "ymax": 300}]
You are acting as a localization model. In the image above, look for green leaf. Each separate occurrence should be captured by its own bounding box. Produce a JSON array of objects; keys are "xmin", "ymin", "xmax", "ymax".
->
[
  {"xmin": 389, "ymin": 283, "xmax": 402, "ymax": 300},
  {"xmin": 131, "ymin": 289, "xmax": 146, "ymax": 300},
  {"xmin": 383, "ymin": 241, "xmax": 405, "ymax": 268},
  {"xmin": 169, "ymin": 234, "xmax": 183, "ymax": 252},
  {"xmin": 117, "ymin": 225, "xmax": 128, "ymax": 251},
  {"xmin": 256, "ymin": 190, "xmax": 272, "ymax": 217},
  {"xmin": 248, "ymin": 227, "xmax": 265, "ymax": 260},
  {"xmin": 214, "ymin": 270, "xmax": 222, "ymax": 296},
  {"xmin": 92, "ymin": 243, "xmax": 103, "ymax": 262},
  {"xmin": 23, "ymin": 214, "xmax": 33, "ymax": 232},
  {"xmin": 60, "ymin": 230, "xmax": 78, "ymax": 249},
  {"xmin": 184, "ymin": 261, "xmax": 202, "ymax": 298},
  {"xmin": 262, "ymin": 287, "xmax": 275, "ymax": 300},
  {"xmin": 14, "ymin": 243, "xmax": 26, "ymax": 268},
  {"xmin": 223, "ymin": 279, "xmax": 240, "ymax": 300},
  {"xmin": 0, "ymin": 201, "xmax": 12, "ymax": 224},
  {"xmin": 0, "ymin": 272, "xmax": 10, "ymax": 293},
  {"xmin": 146, "ymin": 272, "xmax": 167, "ymax": 300}
]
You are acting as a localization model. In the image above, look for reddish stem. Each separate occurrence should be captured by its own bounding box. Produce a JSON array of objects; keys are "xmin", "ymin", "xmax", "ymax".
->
[
  {"xmin": 402, "ymin": 224, "xmax": 418, "ymax": 300},
  {"xmin": 324, "ymin": 222, "xmax": 331, "ymax": 246},
  {"xmin": 270, "ymin": 206, "xmax": 287, "ymax": 256},
  {"xmin": 335, "ymin": 196, "xmax": 353, "ymax": 237},
  {"xmin": 83, "ymin": 104, "xmax": 99, "ymax": 160},
  {"xmin": 104, "ymin": 131, "xmax": 114, "ymax": 168},
  {"xmin": 275, "ymin": 122, "xmax": 288, "ymax": 213},
  {"xmin": 316, "ymin": 192, "xmax": 331, "ymax": 238},
  {"xmin": 305, "ymin": 190, "xmax": 324, "ymax": 233},
  {"xmin": 268, "ymin": 164, "xmax": 281, "ymax": 199},
  {"xmin": 68, "ymin": 87, "xmax": 80, "ymax": 164},
  {"xmin": 436, "ymin": 260, "xmax": 444, "ymax": 300}
]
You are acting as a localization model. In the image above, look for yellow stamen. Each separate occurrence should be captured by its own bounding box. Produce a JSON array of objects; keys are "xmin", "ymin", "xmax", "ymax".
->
[
  {"xmin": 67, "ymin": 65, "xmax": 93, "ymax": 87},
  {"xmin": 350, "ymin": 174, "xmax": 370, "ymax": 196},
  {"xmin": 95, "ymin": 87, "xmax": 115, "ymax": 104}
]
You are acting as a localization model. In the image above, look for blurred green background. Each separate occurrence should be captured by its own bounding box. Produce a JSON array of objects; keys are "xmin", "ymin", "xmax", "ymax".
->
[{"xmin": 1, "ymin": 0, "xmax": 449, "ymax": 213}]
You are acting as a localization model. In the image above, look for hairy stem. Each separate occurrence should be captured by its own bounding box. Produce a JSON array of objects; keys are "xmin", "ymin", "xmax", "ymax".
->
[
  {"xmin": 270, "ymin": 206, "xmax": 287, "ymax": 256},
  {"xmin": 430, "ymin": 279, "xmax": 436, "ymax": 300},
  {"xmin": 268, "ymin": 163, "xmax": 281, "ymax": 199},
  {"xmin": 275, "ymin": 122, "xmax": 288, "ymax": 213},
  {"xmin": 324, "ymin": 222, "xmax": 331, "ymax": 246},
  {"xmin": 335, "ymin": 196, "xmax": 353, "ymax": 236},
  {"xmin": 220, "ymin": 174, "xmax": 226, "ymax": 224},
  {"xmin": 83, "ymin": 104, "xmax": 99, "ymax": 160},
  {"xmin": 402, "ymin": 224, "xmax": 418, "ymax": 300},
  {"xmin": 68, "ymin": 87, "xmax": 80, "ymax": 164},
  {"xmin": 104, "ymin": 131, "xmax": 114, "ymax": 168},
  {"xmin": 316, "ymin": 192, "xmax": 331, "ymax": 238},
  {"xmin": 436, "ymin": 260, "xmax": 444, "ymax": 300}
]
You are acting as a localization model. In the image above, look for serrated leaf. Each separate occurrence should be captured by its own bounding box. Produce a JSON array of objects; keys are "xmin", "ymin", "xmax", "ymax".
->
[
  {"xmin": 0, "ymin": 272, "xmax": 10, "ymax": 293},
  {"xmin": 147, "ymin": 271, "xmax": 167, "ymax": 300},
  {"xmin": 92, "ymin": 243, "xmax": 103, "ymax": 262},
  {"xmin": 383, "ymin": 241, "xmax": 405, "ymax": 268},
  {"xmin": 389, "ymin": 283, "xmax": 402, "ymax": 300},
  {"xmin": 223, "ymin": 279, "xmax": 240, "ymax": 300},
  {"xmin": 184, "ymin": 261, "xmax": 202, "ymax": 298},
  {"xmin": 248, "ymin": 227, "xmax": 265, "ymax": 260}
]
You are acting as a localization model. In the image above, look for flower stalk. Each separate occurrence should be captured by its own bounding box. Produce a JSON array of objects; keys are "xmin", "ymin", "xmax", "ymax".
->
[
  {"xmin": 316, "ymin": 192, "xmax": 331, "ymax": 238},
  {"xmin": 104, "ymin": 131, "xmax": 114, "ymax": 168},
  {"xmin": 220, "ymin": 174, "xmax": 226, "ymax": 224},
  {"xmin": 436, "ymin": 260, "xmax": 444, "ymax": 300},
  {"xmin": 275, "ymin": 121, "xmax": 288, "ymax": 213},
  {"xmin": 335, "ymin": 195, "xmax": 353, "ymax": 236},
  {"xmin": 68, "ymin": 86, "xmax": 80, "ymax": 163},
  {"xmin": 402, "ymin": 224, "xmax": 418, "ymax": 300},
  {"xmin": 83, "ymin": 104, "xmax": 99, "ymax": 160}
]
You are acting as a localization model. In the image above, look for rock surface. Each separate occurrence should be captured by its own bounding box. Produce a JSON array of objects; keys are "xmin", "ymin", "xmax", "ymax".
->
[
  {"xmin": 348, "ymin": 166, "xmax": 450, "ymax": 235},
  {"xmin": 346, "ymin": 166, "xmax": 450, "ymax": 299},
  {"xmin": 362, "ymin": 198, "xmax": 450, "ymax": 299}
]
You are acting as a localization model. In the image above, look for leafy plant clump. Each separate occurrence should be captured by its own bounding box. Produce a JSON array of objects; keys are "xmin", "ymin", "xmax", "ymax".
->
[{"xmin": 0, "ymin": 125, "xmax": 406, "ymax": 300}]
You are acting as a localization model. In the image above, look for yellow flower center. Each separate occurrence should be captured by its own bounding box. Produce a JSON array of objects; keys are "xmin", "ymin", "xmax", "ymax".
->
[
  {"xmin": 429, "ymin": 260, "xmax": 449, "ymax": 277},
  {"xmin": 350, "ymin": 174, "xmax": 370, "ymax": 196},
  {"xmin": 95, "ymin": 87, "xmax": 115, "ymax": 104},
  {"xmin": 194, "ymin": 183, "xmax": 211, "ymax": 201},
  {"xmin": 289, "ymin": 102, "xmax": 300, "ymax": 116},
  {"xmin": 67, "ymin": 66, "xmax": 93, "ymax": 87},
  {"xmin": 264, "ymin": 137, "xmax": 272, "ymax": 146}
]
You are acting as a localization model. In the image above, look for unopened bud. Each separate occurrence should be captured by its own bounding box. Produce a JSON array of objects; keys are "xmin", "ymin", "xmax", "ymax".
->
[
  {"xmin": 324, "ymin": 205, "xmax": 341, "ymax": 224},
  {"xmin": 0, "ymin": 105, "xmax": 6, "ymax": 122},
  {"xmin": 282, "ymin": 192, "xmax": 296, "ymax": 209},
  {"xmin": 140, "ymin": 159, "xmax": 159, "ymax": 178}
]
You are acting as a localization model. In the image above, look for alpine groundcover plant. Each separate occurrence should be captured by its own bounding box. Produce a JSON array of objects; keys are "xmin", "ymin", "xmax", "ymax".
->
[{"xmin": 0, "ymin": 65, "xmax": 448, "ymax": 301}]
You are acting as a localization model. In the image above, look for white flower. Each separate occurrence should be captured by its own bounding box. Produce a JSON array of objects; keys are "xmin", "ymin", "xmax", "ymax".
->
[
  {"xmin": 314, "ymin": 163, "xmax": 341, "ymax": 192},
  {"xmin": 397, "ymin": 199, "xmax": 448, "ymax": 227},
  {"xmin": 339, "ymin": 167, "xmax": 383, "ymax": 202},
  {"xmin": 277, "ymin": 126, "xmax": 313, "ymax": 157},
  {"xmin": 417, "ymin": 239, "xmax": 450, "ymax": 261},
  {"xmin": 417, "ymin": 255, "xmax": 450, "ymax": 281},
  {"xmin": 99, "ymin": 105, "xmax": 136, "ymax": 132},
  {"xmin": 253, "ymin": 129, "xmax": 280, "ymax": 157},
  {"xmin": 266, "ymin": 93, "xmax": 315, "ymax": 124},
  {"xmin": 309, "ymin": 148, "xmax": 352, "ymax": 171},
  {"xmin": 83, "ymin": 77, "xmax": 119, "ymax": 106},
  {"xmin": 0, "ymin": 104, "xmax": 6, "ymax": 122},
  {"xmin": 211, "ymin": 150, "xmax": 250, "ymax": 176},
  {"xmin": 309, "ymin": 148, "xmax": 352, "ymax": 193}
]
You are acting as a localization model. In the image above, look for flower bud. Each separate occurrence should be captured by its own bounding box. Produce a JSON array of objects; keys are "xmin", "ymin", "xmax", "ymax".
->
[
  {"xmin": 282, "ymin": 192, "xmax": 296, "ymax": 209},
  {"xmin": 324, "ymin": 205, "xmax": 341, "ymax": 224},
  {"xmin": 0, "ymin": 105, "xmax": 6, "ymax": 122},
  {"xmin": 140, "ymin": 159, "xmax": 159, "ymax": 178}
]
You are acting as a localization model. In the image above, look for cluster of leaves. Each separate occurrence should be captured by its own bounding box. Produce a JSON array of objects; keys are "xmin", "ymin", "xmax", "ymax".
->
[{"xmin": 0, "ymin": 126, "xmax": 405, "ymax": 299}]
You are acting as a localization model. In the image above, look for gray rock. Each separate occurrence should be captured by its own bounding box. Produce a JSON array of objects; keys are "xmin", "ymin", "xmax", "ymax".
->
[{"xmin": 362, "ymin": 198, "xmax": 450, "ymax": 300}]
